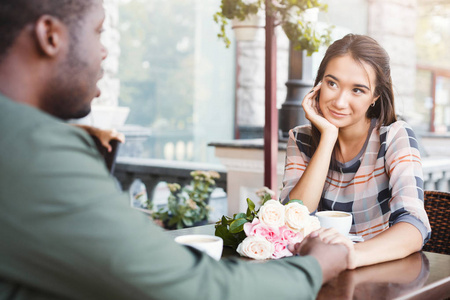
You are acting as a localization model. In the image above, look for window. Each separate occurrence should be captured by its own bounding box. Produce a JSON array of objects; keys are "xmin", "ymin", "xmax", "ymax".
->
[
  {"xmin": 118, "ymin": 0, "xmax": 235, "ymax": 163},
  {"xmin": 416, "ymin": 0, "xmax": 450, "ymax": 133}
]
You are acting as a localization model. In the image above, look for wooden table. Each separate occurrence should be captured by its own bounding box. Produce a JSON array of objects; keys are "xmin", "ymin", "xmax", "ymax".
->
[{"xmin": 167, "ymin": 224, "xmax": 450, "ymax": 300}]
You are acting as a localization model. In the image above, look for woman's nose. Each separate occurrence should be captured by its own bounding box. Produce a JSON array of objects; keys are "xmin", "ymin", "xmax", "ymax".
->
[{"xmin": 333, "ymin": 92, "xmax": 349, "ymax": 109}]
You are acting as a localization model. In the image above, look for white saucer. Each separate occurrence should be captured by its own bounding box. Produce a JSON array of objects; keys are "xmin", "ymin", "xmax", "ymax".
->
[{"xmin": 348, "ymin": 234, "xmax": 364, "ymax": 243}]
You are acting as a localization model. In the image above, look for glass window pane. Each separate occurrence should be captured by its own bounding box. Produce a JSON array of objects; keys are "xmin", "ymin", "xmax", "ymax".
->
[
  {"xmin": 118, "ymin": 0, "xmax": 235, "ymax": 163},
  {"xmin": 435, "ymin": 76, "xmax": 450, "ymax": 133},
  {"xmin": 414, "ymin": 69, "xmax": 432, "ymax": 132}
]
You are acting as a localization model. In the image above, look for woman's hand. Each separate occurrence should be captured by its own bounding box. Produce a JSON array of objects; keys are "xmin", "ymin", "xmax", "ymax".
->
[
  {"xmin": 311, "ymin": 228, "xmax": 357, "ymax": 269},
  {"xmin": 73, "ymin": 124, "xmax": 125, "ymax": 152},
  {"xmin": 288, "ymin": 236, "xmax": 349, "ymax": 283},
  {"xmin": 302, "ymin": 82, "xmax": 338, "ymax": 140},
  {"xmin": 93, "ymin": 128, "xmax": 125, "ymax": 152}
]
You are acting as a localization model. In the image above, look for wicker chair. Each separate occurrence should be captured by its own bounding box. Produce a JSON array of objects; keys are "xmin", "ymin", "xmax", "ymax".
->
[{"xmin": 423, "ymin": 190, "xmax": 450, "ymax": 255}]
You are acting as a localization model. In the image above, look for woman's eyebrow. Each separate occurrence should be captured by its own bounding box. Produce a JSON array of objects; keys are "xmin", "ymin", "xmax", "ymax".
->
[{"xmin": 324, "ymin": 74, "xmax": 370, "ymax": 90}]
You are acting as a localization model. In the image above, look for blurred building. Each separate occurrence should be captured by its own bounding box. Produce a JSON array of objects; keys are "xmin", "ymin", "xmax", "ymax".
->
[{"xmin": 96, "ymin": 0, "xmax": 450, "ymax": 162}]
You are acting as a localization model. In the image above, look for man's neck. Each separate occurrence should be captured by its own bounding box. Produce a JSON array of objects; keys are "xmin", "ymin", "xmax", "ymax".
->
[{"xmin": 0, "ymin": 57, "xmax": 43, "ymax": 109}]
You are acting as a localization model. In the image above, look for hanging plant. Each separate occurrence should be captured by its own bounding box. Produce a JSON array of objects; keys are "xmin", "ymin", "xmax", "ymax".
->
[{"xmin": 213, "ymin": 0, "xmax": 333, "ymax": 55}]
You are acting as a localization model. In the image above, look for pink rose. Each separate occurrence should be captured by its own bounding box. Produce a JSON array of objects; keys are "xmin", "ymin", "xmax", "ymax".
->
[
  {"xmin": 279, "ymin": 225, "xmax": 304, "ymax": 244},
  {"xmin": 272, "ymin": 240, "xmax": 293, "ymax": 259},
  {"xmin": 244, "ymin": 218, "xmax": 280, "ymax": 243}
]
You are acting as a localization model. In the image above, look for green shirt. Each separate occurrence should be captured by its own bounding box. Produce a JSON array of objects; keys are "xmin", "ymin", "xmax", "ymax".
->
[{"xmin": 0, "ymin": 94, "xmax": 322, "ymax": 300}]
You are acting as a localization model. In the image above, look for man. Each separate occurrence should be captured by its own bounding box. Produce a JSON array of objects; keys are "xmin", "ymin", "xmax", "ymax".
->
[{"xmin": 0, "ymin": 1, "xmax": 348, "ymax": 299}]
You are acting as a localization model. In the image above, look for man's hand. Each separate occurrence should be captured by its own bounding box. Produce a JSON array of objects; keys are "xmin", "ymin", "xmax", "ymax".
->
[
  {"xmin": 289, "ymin": 236, "xmax": 349, "ymax": 284},
  {"xmin": 313, "ymin": 228, "xmax": 357, "ymax": 269}
]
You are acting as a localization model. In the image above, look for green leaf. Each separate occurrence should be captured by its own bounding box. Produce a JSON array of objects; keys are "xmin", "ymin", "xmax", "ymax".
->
[
  {"xmin": 261, "ymin": 193, "xmax": 272, "ymax": 206},
  {"xmin": 168, "ymin": 216, "xmax": 180, "ymax": 226},
  {"xmin": 215, "ymin": 226, "xmax": 238, "ymax": 248},
  {"xmin": 234, "ymin": 212, "xmax": 247, "ymax": 220},
  {"xmin": 182, "ymin": 217, "xmax": 193, "ymax": 227},
  {"xmin": 288, "ymin": 199, "xmax": 304, "ymax": 205},
  {"xmin": 229, "ymin": 218, "xmax": 248, "ymax": 233},
  {"xmin": 246, "ymin": 198, "xmax": 255, "ymax": 212},
  {"xmin": 221, "ymin": 215, "xmax": 228, "ymax": 225}
]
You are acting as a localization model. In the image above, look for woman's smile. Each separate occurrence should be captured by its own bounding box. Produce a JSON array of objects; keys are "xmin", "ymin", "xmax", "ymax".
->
[{"xmin": 328, "ymin": 108, "xmax": 348, "ymax": 118}]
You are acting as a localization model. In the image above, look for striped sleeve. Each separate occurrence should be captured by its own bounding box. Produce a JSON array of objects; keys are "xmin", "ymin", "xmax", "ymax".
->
[
  {"xmin": 280, "ymin": 126, "xmax": 310, "ymax": 204},
  {"xmin": 384, "ymin": 121, "xmax": 431, "ymax": 244}
]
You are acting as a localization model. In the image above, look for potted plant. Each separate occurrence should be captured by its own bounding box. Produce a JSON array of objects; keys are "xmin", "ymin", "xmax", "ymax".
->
[
  {"xmin": 213, "ymin": 0, "xmax": 333, "ymax": 55},
  {"xmin": 152, "ymin": 170, "xmax": 220, "ymax": 229}
]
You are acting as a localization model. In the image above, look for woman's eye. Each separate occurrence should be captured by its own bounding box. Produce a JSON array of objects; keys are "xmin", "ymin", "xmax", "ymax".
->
[
  {"xmin": 353, "ymin": 88, "xmax": 364, "ymax": 94},
  {"xmin": 328, "ymin": 81, "xmax": 337, "ymax": 88}
]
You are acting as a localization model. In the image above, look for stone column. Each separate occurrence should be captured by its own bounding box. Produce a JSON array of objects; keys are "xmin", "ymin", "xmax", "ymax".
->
[
  {"xmin": 235, "ymin": 21, "xmax": 289, "ymax": 138},
  {"xmin": 367, "ymin": 0, "xmax": 417, "ymax": 120}
]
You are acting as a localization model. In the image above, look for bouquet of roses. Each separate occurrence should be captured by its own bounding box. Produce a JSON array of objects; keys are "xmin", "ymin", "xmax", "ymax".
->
[{"xmin": 215, "ymin": 191, "xmax": 320, "ymax": 260}]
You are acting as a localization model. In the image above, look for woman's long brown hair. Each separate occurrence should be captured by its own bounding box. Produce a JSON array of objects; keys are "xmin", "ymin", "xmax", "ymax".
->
[{"xmin": 310, "ymin": 34, "xmax": 397, "ymax": 171}]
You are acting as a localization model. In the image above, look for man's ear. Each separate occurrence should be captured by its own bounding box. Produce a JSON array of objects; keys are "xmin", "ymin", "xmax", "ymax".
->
[{"xmin": 34, "ymin": 15, "xmax": 68, "ymax": 57}]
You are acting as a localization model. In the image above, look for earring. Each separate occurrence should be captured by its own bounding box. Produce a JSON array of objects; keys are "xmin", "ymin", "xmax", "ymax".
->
[{"xmin": 371, "ymin": 102, "xmax": 376, "ymax": 107}]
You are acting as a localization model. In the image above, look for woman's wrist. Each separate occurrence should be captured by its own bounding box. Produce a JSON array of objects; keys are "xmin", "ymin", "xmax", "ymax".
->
[{"xmin": 321, "ymin": 129, "xmax": 338, "ymax": 143}]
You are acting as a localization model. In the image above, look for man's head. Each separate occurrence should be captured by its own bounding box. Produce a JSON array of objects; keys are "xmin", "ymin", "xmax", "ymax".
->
[
  {"xmin": 0, "ymin": 0, "xmax": 94, "ymax": 64},
  {"xmin": 0, "ymin": 0, "xmax": 107, "ymax": 119}
]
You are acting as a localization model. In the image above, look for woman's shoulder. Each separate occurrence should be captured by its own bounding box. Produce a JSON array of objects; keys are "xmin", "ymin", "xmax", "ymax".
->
[
  {"xmin": 290, "ymin": 124, "xmax": 312, "ymax": 136},
  {"xmin": 378, "ymin": 120, "xmax": 419, "ymax": 150},
  {"xmin": 379, "ymin": 120, "xmax": 415, "ymax": 136}
]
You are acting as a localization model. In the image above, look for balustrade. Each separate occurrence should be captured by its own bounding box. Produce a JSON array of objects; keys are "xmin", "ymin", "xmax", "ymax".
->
[{"xmin": 113, "ymin": 153, "xmax": 450, "ymax": 215}]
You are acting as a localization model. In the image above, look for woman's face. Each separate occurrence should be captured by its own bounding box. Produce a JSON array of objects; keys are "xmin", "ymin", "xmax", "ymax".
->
[{"xmin": 318, "ymin": 54, "xmax": 378, "ymax": 132}]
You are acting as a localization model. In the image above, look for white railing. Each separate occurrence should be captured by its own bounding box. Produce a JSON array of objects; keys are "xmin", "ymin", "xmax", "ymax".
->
[{"xmin": 422, "ymin": 157, "xmax": 450, "ymax": 192}]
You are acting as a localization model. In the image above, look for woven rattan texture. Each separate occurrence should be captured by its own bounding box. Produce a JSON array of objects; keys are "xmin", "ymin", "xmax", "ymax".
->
[{"xmin": 423, "ymin": 191, "xmax": 450, "ymax": 255}]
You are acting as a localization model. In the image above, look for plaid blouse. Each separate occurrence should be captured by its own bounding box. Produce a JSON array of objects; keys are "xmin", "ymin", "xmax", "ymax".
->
[{"xmin": 280, "ymin": 120, "xmax": 431, "ymax": 243}]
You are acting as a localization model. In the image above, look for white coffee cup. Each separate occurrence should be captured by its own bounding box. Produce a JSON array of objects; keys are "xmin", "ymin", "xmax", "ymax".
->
[
  {"xmin": 175, "ymin": 234, "xmax": 223, "ymax": 261},
  {"xmin": 316, "ymin": 211, "xmax": 353, "ymax": 236}
]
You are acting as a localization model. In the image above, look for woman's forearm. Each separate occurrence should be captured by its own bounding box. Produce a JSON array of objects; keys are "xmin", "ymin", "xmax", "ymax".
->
[
  {"xmin": 289, "ymin": 133, "xmax": 336, "ymax": 212},
  {"xmin": 354, "ymin": 222, "xmax": 423, "ymax": 268}
]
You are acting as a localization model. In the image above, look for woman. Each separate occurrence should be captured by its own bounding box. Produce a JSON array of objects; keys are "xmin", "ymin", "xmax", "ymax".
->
[{"xmin": 280, "ymin": 34, "xmax": 430, "ymax": 269}]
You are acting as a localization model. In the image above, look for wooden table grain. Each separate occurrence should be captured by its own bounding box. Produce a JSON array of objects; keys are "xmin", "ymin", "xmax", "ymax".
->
[{"xmin": 167, "ymin": 225, "xmax": 450, "ymax": 299}]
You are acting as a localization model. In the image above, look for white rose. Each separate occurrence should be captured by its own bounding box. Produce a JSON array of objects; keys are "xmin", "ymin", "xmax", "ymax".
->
[
  {"xmin": 236, "ymin": 236, "xmax": 274, "ymax": 260},
  {"xmin": 258, "ymin": 200, "xmax": 285, "ymax": 228},
  {"xmin": 284, "ymin": 202, "xmax": 311, "ymax": 232},
  {"xmin": 303, "ymin": 216, "xmax": 321, "ymax": 236}
]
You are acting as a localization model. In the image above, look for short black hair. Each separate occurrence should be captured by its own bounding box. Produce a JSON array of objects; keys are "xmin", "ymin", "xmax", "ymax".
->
[{"xmin": 0, "ymin": 0, "xmax": 94, "ymax": 62}]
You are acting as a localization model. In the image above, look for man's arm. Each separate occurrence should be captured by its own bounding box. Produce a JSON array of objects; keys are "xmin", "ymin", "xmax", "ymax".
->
[
  {"xmin": 0, "ymin": 122, "xmax": 348, "ymax": 300},
  {"xmin": 290, "ymin": 236, "xmax": 349, "ymax": 282}
]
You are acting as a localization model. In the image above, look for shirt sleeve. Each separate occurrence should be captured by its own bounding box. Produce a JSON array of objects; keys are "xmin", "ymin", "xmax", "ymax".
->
[
  {"xmin": 280, "ymin": 128, "xmax": 309, "ymax": 204},
  {"xmin": 384, "ymin": 122, "xmax": 431, "ymax": 244},
  {"xmin": 0, "ymin": 122, "xmax": 323, "ymax": 300}
]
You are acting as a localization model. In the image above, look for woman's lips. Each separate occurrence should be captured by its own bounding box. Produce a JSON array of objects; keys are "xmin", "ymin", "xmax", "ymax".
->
[{"xmin": 329, "ymin": 109, "xmax": 347, "ymax": 118}]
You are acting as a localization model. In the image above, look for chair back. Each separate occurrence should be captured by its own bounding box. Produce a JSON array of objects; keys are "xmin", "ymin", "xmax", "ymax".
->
[
  {"xmin": 423, "ymin": 190, "xmax": 450, "ymax": 255},
  {"xmin": 90, "ymin": 135, "xmax": 121, "ymax": 174}
]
